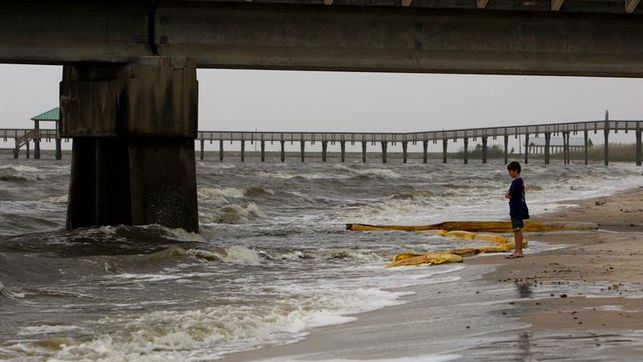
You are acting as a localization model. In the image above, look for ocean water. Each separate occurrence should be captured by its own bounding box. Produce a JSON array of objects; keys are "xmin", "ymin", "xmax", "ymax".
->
[{"xmin": 0, "ymin": 155, "xmax": 641, "ymax": 361}]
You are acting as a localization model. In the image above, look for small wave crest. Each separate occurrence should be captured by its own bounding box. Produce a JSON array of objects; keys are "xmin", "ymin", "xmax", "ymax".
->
[
  {"xmin": 203, "ymin": 203, "xmax": 265, "ymax": 224},
  {"xmin": 187, "ymin": 245, "xmax": 262, "ymax": 265}
]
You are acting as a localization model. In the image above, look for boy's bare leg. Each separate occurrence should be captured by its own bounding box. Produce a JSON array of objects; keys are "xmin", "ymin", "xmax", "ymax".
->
[{"xmin": 514, "ymin": 230, "xmax": 524, "ymax": 256}]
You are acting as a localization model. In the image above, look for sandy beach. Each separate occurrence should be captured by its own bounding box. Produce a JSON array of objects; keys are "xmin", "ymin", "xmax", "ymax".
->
[{"xmin": 222, "ymin": 185, "xmax": 643, "ymax": 362}]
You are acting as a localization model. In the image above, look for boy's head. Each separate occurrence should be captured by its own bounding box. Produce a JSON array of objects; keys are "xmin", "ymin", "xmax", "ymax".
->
[{"xmin": 507, "ymin": 161, "xmax": 521, "ymax": 177}]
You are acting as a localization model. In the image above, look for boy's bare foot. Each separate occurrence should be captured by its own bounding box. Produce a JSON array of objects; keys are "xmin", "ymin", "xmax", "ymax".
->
[{"xmin": 505, "ymin": 254, "xmax": 524, "ymax": 259}]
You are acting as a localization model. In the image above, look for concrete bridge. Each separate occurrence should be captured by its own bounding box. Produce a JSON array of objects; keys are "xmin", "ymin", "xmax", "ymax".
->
[{"xmin": 1, "ymin": 0, "xmax": 642, "ymax": 232}]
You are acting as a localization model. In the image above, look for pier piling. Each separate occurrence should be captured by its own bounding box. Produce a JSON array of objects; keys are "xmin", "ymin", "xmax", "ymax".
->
[
  {"xmin": 381, "ymin": 142, "xmax": 388, "ymax": 164},
  {"xmin": 300, "ymin": 141, "xmax": 305, "ymax": 162},
  {"xmin": 464, "ymin": 137, "xmax": 469, "ymax": 164},
  {"xmin": 523, "ymin": 133, "xmax": 529, "ymax": 164},
  {"xmin": 362, "ymin": 141, "xmax": 367, "ymax": 163},
  {"xmin": 422, "ymin": 140, "xmax": 428, "ymax": 164},
  {"xmin": 261, "ymin": 140, "xmax": 266, "ymax": 162},
  {"xmin": 402, "ymin": 141, "xmax": 408, "ymax": 163},
  {"xmin": 340, "ymin": 141, "xmax": 346, "ymax": 162},
  {"xmin": 442, "ymin": 139, "xmax": 447, "ymax": 163},
  {"xmin": 322, "ymin": 141, "xmax": 328, "ymax": 162},
  {"xmin": 280, "ymin": 140, "xmax": 285, "ymax": 162},
  {"xmin": 544, "ymin": 132, "xmax": 551, "ymax": 165},
  {"xmin": 200, "ymin": 139, "xmax": 204, "ymax": 160},
  {"xmin": 482, "ymin": 136, "xmax": 488, "ymax": 164},
  {"xmin": 241, "ymin": 140, "xmax": 245, "ymax": 162},
  {"xmin": 503, "ymin": 135, "xmax": 508, "ymax": 164}
]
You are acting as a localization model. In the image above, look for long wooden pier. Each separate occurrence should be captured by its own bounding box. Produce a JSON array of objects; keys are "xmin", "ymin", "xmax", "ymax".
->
[
  {"xmin": 3, "ymin": 117, "xmax": 642, "ymax": 166},
  {"xmin": 198, "ymin": 117, "xmax": 642, "ymax": 166}
]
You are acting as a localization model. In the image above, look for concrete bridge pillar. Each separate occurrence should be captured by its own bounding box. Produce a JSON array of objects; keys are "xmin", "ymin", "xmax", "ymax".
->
[
  {"xmin": 241, "ymin": 140, "xmax": 246, "ymax": 162},
  {"xmin": 361, "ymin": 141, "xmax": 367, "ymax": 163},
  {"xmin": 340, "ymin": 141, "xmax": 346, "ymax": 163},
  {"xmin": 481, "ymin": 136, "xmax": 488, "ymax": 164},
  {"xmin": 523, "ymin": 133, "xmax": 529, "ymax": 165},
  {"xmin": 544, "ymin": 132, "xmax": 551, "ymax": 165},
  {"xmin": 442, "ymin": 139, "xmax": 447, "ymax": 163},
  {"xmin": 464, "ymin": 137, "xmax": 469, "ymax": 164},
  {"xmin": 402, "ymin": 141, "xmax": 408, "ymax": 163},
  {"xmin": 300, "ymin": 141, "xmax": 305, "ymax": 162},
  {"xmin": 280, "ymin": 141, "xmax": 285, "ymax": 162},
  {"xmin": 381, "ymin": 142, "xmax": 388, "ymax": 164},
  {"xmin": 422, "ymin": 140, "xmax": 428, "ymax": 164},
  {"xmin": 322, "ymin": 141, "xmax": 328, "ymax": 162},
  {"xmin": 60, "ymin": 57, "xmax": 199, "ymax": 232}
]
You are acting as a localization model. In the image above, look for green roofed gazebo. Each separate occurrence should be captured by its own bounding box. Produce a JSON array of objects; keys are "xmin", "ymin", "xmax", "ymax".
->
[
  {"xmin": 31, "ymin": 107, "xmax": 60, "ymax": 123},
  {"xmin": 27, "ymin": 107, "xmax": 62, "ymax": 160}
]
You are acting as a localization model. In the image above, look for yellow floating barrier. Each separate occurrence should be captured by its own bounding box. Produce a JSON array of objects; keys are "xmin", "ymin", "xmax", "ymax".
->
[
  {"xmin": 346, "ymin": 221, "xmax": 598, "ymax": 233},
  {"xmin": 386, "ymin": 252, "xmax": 463, "ymax": 268}
]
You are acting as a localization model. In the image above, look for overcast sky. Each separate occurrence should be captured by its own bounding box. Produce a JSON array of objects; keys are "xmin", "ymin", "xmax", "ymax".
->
[{"xmin": 1, "ymin": 64, "xmax": 642, "ymax": 143}]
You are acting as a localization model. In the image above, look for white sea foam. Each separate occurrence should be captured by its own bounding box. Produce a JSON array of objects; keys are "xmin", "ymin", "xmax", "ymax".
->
[
  {"xmin": 198, "ymin": 186, "xmax": 245, "ymax": 202},
  {"xmin": 18, "ymin": 325, "xmax": 84, "ymax": 336},
  {"xmin": 0, "ymin": 165, "xmax": 42, "ymax": 172}
]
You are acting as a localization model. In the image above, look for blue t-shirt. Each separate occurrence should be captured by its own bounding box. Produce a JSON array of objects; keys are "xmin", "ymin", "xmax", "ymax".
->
[{"xmin": 508, "ymin": 177, "xmax": 529, "ymax": 220}]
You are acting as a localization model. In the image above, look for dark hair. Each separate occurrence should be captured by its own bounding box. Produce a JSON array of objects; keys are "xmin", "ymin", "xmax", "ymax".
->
[{"xmin": 507, "ymin": 161, "xmax": 521, "ymax": 173}]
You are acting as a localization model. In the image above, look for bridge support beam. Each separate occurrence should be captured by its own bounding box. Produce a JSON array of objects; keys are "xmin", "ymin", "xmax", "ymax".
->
[
  {"xmin": 362, "ymin": 142, "xmax": 367, "ymax": 163},
  {"xmin": 481, "ymin": 136, "xmax": 488, "ymax": 164},
  {"xmin": 402, "ymin": 141, "xmax": 408, "ymax": 163},
  {"xmin": 340, "ymin": 141, "xmax": 346, "ymax": 163},
  {"xmin": 322, "ymin": 141, "xmax": 328, "ymax": 162},
  {"xmin": 280, "ymin": 141, "xmax": 285, "ymax": 162},
  {"xmin": 464, "ymin": 137, "xmax": 469, "ymax": 164},
  {"xmin": 241, "ymin": 140, "xmax": 245, "ymax": 162},
  {"xmin": 422, "ymin": 140, "xmax": 428, "ymax": 164},
  {"xmin": 442, "ymin": 139, "xmax": 447, "ymax": 163},
  {"xmin": 60, "ymin": 57, "xmax": 199, "ymax": 232},
  {"xmin": 503, "ymin": 135, "xmax": 508, "ymax": 165},
  {"xmin": 524, "ymin": 133, "xmax": 529, "ymax": 165},
  {"xmin": 381, "ymin": 142, "xmax": 388, "ymax": 164}
]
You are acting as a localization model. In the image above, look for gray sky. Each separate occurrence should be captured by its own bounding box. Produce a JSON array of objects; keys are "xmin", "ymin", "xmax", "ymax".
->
[{"xmin": 1, "ymin": 64, "xmax": 642, "ymax": 149}]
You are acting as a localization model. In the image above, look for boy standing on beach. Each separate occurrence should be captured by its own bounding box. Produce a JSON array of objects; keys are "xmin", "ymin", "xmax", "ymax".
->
[{"xmin": 505, "ymin": 161, "xmax": 529, "ymax": 259}]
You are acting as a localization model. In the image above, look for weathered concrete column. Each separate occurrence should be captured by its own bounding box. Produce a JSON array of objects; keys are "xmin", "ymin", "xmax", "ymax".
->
[
  {"xmin": 280, "ymin": 140, "xmax": 285, "ymax": 162},
  {"xmin": 60, "ymin": 57, "xmax": 199, "ymax": 232},
  {"xmin": 260, "ymin": 140, "xmax": 266, "ymax": 162},
  {"xmin": 442, "ymin": 139, "xmax": 447, "ymax": 163},
  {"xmin": 524, "ymin": 133, "xmax": 529, "ymax": 165},
  {"xmin": 322, "ymin": 141, "xmax": 328, "ymax": 162},
  {"xmin": 503, "ymin": 135, "xmax": 508, "ymax": 165},
  {"xmin": 300, "ymin": 141, "xmax": 305, "ymax": 162},
  {"xmin": 241, "ymin": 140, "xmax": 245, "ymax": 162},
  {"xmin": 340, "ymin": 141, "xmax": 346, "ymax": 163},
  {"xmin": 636, "ymin": 127, "xmax": 642, "ymax": 166},
  {"xmin": 381, "ymin": 142, "xmax": 388, "ymax": 164},
  {"xmin": 362, "ymin": 141, "xmax": 367, "ymax": 163},
  {"xmin": 34, "ymin": 121, "xmax": 41, "ymax": 160},
  {"xmin": 55, "ymin": 138, "xmax": 62, "ymax": 160},
  {"xmin": 402, "ymin": 141, "xmax": 408, "ymax": 164},
  {"xmin": 200, "ymin": 139, "xmax": 204, "ymax": 160},
  {"xmin": 422, "ymin": 140, "xmax": 428, "ymax": 164},
  {"xmin": 481, "ymin": 136, "xmax": 488, "ymax": 164},
  {"xmin": 219, "ymin": 140, "xmax": 224, "ymax": 161},
  {"xmin": 464, "ymin": 137, "xmax": 469, "ymax": 164}
]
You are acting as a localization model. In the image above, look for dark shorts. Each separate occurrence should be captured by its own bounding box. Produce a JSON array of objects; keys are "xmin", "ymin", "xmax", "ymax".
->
[{"xmin": 511, "ymin": 217, "xmax": 524, "ymax": 231}]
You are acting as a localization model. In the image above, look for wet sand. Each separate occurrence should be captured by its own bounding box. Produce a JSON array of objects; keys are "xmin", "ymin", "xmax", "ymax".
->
[{"xmin": 222, "ymin": 186, "xmax": 643, "ymax": 361}]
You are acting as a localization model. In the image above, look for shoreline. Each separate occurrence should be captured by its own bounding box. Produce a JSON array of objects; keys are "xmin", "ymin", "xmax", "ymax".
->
[{"xmin": 221, "ymin": 185, "xmax": 643, "ymax": 361}]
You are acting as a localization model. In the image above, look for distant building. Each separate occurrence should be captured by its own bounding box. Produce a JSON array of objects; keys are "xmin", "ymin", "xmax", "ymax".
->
[{"xmin": 527, "ymin": 137, "xmax": 591, "ymax": 154}]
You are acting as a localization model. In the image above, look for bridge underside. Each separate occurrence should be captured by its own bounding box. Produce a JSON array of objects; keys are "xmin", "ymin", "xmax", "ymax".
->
[
  {"xmin": 1, "ymin": 1, "xmax": 643, "ymax": 77},
  {"xmin": 1, "ymin": 0, "xmax": 642, "ymax": 232}
]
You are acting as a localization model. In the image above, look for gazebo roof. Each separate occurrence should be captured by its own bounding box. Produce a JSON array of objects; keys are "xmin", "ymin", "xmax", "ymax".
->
[{"xmin": 31, "ymin": 107, "xmax": 59, "ymax": 122}]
